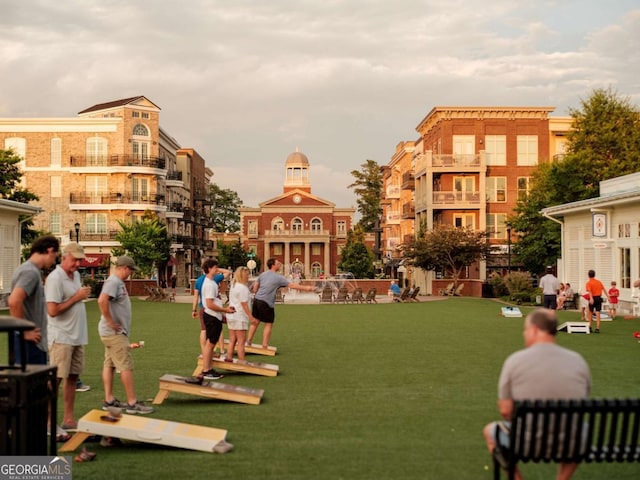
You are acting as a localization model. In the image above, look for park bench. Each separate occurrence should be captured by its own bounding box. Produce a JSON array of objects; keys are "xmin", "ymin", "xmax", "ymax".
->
[{"xmin": 492, "ymin": 398, "xmax": 640, "ymax": 480}]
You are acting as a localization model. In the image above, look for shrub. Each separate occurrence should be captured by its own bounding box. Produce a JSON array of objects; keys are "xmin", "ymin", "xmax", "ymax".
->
[
  {"xmin": 488, "ymin": 272, "xmax": 510, "ymax": 297},
  {"xmin": 504, "ymin": 271, "xmax": 533, "ymax": 298}
]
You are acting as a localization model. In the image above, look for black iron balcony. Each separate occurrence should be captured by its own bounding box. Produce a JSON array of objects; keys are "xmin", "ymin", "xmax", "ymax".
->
[
  {"xmin": 401, "ymin": 172, "xmax": 415, "ymax": 190},
  {"xmin": 166, "ymin": 170, "xmax": 183, "ymax": 181},
  {"xmin": 69, "ymin": 192, "xmax": 166, "ymax": 205},
  {"xmin": 69, "ymin": 154, "xmax": 166, "ymax": 169}
]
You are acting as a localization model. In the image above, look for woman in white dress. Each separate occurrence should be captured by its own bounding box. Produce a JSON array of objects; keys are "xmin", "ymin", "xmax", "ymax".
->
[{"xmin": 225, "ymin": 266, "xmax": 255, "ymax": 362}]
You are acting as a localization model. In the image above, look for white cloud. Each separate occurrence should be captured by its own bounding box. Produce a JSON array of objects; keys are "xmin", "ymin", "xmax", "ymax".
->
[{"xmin": 1, "ymin": 1, "xmax": 639, "ymax": 206}]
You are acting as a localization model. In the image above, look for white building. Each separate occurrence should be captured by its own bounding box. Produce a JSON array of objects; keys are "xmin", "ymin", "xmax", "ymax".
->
[
  {"xmin": 542, "ymin": 172, "xmax": 640, "ymax": 314},
  {"xmin": 0, "ymin": 199, "xmax": 42, "ymax": 307}
]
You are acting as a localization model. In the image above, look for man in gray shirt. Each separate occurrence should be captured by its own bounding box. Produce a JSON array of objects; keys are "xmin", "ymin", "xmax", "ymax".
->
[
  {"xmin": 483, "ymin": 308, "xmax": 591, "ymax": 480},
  {"xmin": 539, "ymin": 266, "xmax": 560, "ymax": 310}
]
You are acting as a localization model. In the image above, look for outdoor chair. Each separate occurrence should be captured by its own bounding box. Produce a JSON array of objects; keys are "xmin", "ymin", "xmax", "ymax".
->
[
  {"xmin": 407, "ymin": 286, "xmax": 420, "ymax": 302},
  {"xmin": 319, "ymin": 286, "xmax": 333, "ymax": 303},
  {"xmin": 452, "ymin": 283, "xmax": 464, "ymax": 296},
  {"xmin": 333, "ymin": 287, "xmax": 350, "ymax": 304},
  {"xmin": 439, "ymin": 283, "xmax": 454, "ymax": 296},
  {"xmin": 351, "ymin": 287, "xmax": 364, "ymax": 303},
  {"xmin": 364, "ymin": 288, "xmax": 377, "ymax": 303},
  {"xmin": 393, "ymin": 287, "xmax": 410, "ymax": 302}
]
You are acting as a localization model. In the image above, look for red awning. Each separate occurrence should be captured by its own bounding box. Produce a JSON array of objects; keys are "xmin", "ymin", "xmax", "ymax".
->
[{"xmin": 80, "ymin": 253, "xmax": 110, "ymax": 268}]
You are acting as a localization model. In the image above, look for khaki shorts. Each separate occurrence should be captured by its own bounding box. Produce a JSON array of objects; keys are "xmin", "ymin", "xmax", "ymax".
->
[
  {"xmin": 49, "ymin": 342, "xmax": 84, "ymax": 378},
  {"xmin": 101, "ymin": 334, "xmax": 134, "ymax": 372}
]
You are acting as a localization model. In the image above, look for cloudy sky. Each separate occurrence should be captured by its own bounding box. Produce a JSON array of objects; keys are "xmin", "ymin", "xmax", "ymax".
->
[{"xmin": 2, "ymin": 1, "xmax": 639, "ymax": 208}]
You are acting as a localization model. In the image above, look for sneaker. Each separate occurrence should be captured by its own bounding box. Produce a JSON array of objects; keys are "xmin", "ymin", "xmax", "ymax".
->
[
  {"xmin": 76, "ymin": 382, "xmax": 91, "ymax": 392},
  {"xmin": 202, "ymin": 370, "xmax": 224, "ymax": 381},
  {"xmin": 595, "ymin": 328, "xmax": 600, "ymax": 333},
  {"xmin": 124, "ymin": 401, "xmax": 154, "ymax": 415},
  {"xmin": 184, "ymin": 376, "xmax": 203, "ymax": 385},
  {"xmin": 102, "ymin": 398, "xmax": 123, "ymax": 410}
]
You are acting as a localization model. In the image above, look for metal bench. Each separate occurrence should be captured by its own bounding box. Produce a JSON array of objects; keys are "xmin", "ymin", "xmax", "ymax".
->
[{"xmin": 493, "ymin": 398, "xmax": 640, "ymax": 479}]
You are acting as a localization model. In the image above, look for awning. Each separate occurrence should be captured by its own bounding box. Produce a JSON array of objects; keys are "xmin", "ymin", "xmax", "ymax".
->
[{"xmin": 80, "ymin": 253, "xmax": 110, "ymax": 268}]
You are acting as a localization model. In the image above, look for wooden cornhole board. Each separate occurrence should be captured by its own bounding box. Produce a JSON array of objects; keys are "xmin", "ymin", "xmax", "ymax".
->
[
  {"xmin": 557, "ymin": 322, "xmax": 590, "ymax": 334},
  {"xmin": 153, "ymin": 374, "xmax": 264, "ymax": 405},
  {"xmin": 501, "ymin": 306, "xmax": 523, "ymax": 318},
  {"xmin": 193, "ymin": 357, "xmax": 279, "ymax": 377},
  {"xmin": 58, "ymin": 409, "xmax": 231, "ymax": 453},
  {"xmin": 224, "ymin": 339, "xmax": 277, "ymax": 356}
]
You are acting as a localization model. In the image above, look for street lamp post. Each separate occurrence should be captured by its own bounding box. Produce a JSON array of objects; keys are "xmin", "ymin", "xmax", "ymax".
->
[{"xmin": 74, "ymin": 222, "xmax": 80, "ymax": 243}]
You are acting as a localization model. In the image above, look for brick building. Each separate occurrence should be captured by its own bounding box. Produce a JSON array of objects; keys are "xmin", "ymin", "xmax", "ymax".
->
[
  {"xmin": 239, "ymin": 150, "xmax": 355, "ymax": 278},
  {"xmin": 381, "ymin": 106, "xmax": 572, "ymax": 295},
  {"xmin": 0, "ymin": 96, "xmax": 214, "ymax": 287}
]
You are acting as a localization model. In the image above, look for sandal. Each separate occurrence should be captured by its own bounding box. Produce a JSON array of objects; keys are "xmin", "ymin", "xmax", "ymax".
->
[
  {"xmin": 56, "ymin": 433, "xmax": 71, "ymax": 442},
  {"xmin": 224, "ymin": 357, "xmax": 234, "ymax": 363},
  {"xmin": 74, "ymin": 447, "xmax": 97, "ymax": 462}
]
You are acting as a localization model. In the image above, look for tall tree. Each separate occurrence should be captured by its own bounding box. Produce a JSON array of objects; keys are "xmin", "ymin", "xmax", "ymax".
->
[
  {"xmin": 217, "ymin": 239, "xmax": 252, "ymax": 271},
  {"xmin": 114, "ymin": 211, "xmax": 171, "ymax": 278},
  {"xmin": 208, "ymin": 183, "xmax": 242, "ymax": 232},
  {"xmin": 338, "ymin": 225, "xmax": 375, "ymax": 278},
  {"xmin": 348, "ymin": 159, "xmax": 383, "ymax": 232},
  {"xmin": 405, "ymin": 224, "xmax": 490, "ymax": 286},
  {"xmin": 511, "ymin": 88, "xmax": 640, "ymax": 274},
  {"xmin": 0, "ymin": 148, "xmax": 41, "ymax": 244}
]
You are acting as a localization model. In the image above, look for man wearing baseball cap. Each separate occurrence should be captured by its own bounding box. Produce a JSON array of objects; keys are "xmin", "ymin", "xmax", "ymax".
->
[
  {"xmin": 45, "ymin": 242, "xmax": 92, "ymax": 431},
  {"xmin": 98, "ymin": 255, "xmax": 153, "ymax": 414}
]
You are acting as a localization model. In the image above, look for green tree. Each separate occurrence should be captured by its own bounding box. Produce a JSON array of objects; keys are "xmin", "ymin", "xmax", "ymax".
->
[
  {"xmin": 114, "ymin": 211, "xmax": 171, "ymax": 278},
  {"xmin": 208, "ymin": 183, "xmax": 242, "ymax": 232},
  {"xmin": 0, "ymin": 148, "xmax": 41, "ymax": 244},
  {"xmin": 511, "ymin": 88, "xmax": 640, "ymax": 274},
  {"xmin": 405, "ymin": 224, "xmax": 490, "ymax": 286},
  {"xmin": 348, "ymin": 159, "xmax": 383, "ymax": 232},
  {"xmin": 217, "ymin": 239, "xmax": 252, "ymax": 270},
  {"xmin": 338, "ymin": 225, "xmax": 375, "ymax": 278}
]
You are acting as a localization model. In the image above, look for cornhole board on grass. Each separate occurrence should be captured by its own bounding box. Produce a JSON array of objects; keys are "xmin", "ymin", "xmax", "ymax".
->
[
  {"xmin": 58, "ymin": 409, "xmax": 230, "ymax": 453},
  {"xmin": 224, "ymin": 339, "xmax": 277, "ymax": 356},
  {"xmin": 557, "ymin": 322, "xmax": 590, "ymax": 334},
  {"xmin": 153, "ymin": 374, "xmax": 264, "ymax": 405},
  {"xmin": 501, "ymin": 307, "xmax": 523, "ymax": 317},
  {"xmin": 193, "ymin": 357, "xmax": 279, "ymax": 377}
]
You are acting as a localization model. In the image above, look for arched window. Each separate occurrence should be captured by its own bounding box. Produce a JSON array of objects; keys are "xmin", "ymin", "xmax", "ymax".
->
[
  {"xmin": 311, "ymin": 218, "xmax": 322, "ymax": 233},
  {"xmin": 291, "ymin": 217, "xmax": 303, "ymax": 233},
  {"xmin": 311, "ymin": 262, "xmax": 322, "ymax": 278},
  {"xmin": 132, "ymin": 124, "xmax": 150, "ymax": 159},
  {"xmin": 272, "ymin": 217, "xmax": 285, "ymax": 232}
]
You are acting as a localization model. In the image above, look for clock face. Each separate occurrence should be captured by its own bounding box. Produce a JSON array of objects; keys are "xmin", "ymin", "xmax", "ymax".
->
[{"xmin": 293, "ymin": 194, "xmax": 301, "ymax": 204}]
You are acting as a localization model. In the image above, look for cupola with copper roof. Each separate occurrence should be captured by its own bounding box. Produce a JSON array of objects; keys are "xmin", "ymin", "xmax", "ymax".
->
[{"xmin": 284, "ymin": 147, "xmax": 311, "ymax": 194}]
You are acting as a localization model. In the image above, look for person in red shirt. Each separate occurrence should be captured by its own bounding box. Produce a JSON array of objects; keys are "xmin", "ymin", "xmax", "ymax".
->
[
  {"xmin": 585, "ymin": 270, "xmax": 608, "ymax": 333},
  {"xmin": 607, "ymin": 281, "xmax": 619, "ymax": 319}
]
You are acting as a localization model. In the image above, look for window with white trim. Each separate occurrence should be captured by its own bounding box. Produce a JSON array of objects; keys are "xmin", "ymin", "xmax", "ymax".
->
[
  {"xmin": 85, "ymin": 176, "xmax": 108, "ymax": 200},
  {"xmin": 292, "ymin": 244, "xmax": 302, "ymax": 255},
  {"xmin": 336, "ymin": 220, "xmax": 346, "ymax": 235},
  {"xmin": 517, "ymin": 177, "xmax": 531, "ymax": 201},
  {"xmin": 311, "ymin": 218, "xmax": 322, "ymax": 233},
  {"xmin": 453, "ymin": 213, "xmax": 475, "ymax": 230},
  {"xmin": 4, "ymin": 137, "xmax": 26, "ymax": 159},
  {"xmin": 517, "ymin": 135, "xmax": 538, "ymax": 166},
  {"xmin": 50, "ymin": 176, "xmax": 61, "ymax": 198},
  {"xmin": 486, "ymin": 177, "xmax": 506, "ymax": 202},
  {"xmin": 49, "ymin": 213, "xmax": 61, "ymax": 234},
  {"xmin": 620, "ymin": 247, "xmax": 631, "ymax": 288},
  {"xmin": 484, "ymin": 135, "xmax": 506, "ymax": 165},
  {"xmin": 292, "ymin": 218, "xmax": 303, "ymax": 233},
  {"xmin": 272, "ymin": 217, "xmax": 284, "ymax": 231},
  {"xmin": 50, "ymin": 138, "xmax": 61, "ymax": 167},
  {"xmin": 86, "ymin": 213, "xmax": 107, "ymax": 234},
  {"xmin": 86, "ymin": 137, "xmax": 107, "ymax": 166},
  {"xmin": 312, "ymin": 244, "xmax": 321, "ymax": 255},
  {"xmin": 248, "ymin": 220, "xmax": 257, "ymax": 234},
  {"xmin": 486, "ymin": 213, "xmax": 507, "ymax": 240}
]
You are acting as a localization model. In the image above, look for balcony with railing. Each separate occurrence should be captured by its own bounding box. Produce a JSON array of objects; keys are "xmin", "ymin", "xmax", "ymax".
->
[
  {"xmin": 402, "ymin": 203, "xmax": 415, "ymax": 219},
  {"xmin": 74, "ymin": 230, "xmax": 120, "ymax": 242},
  {"xmin": 69, "ymin": 192, "xmax": 165, "ymax": 208},
  {"xmin": 386, "ymin": 184, "xmax": 401, "ymax": 199},
  {"xmin": 385, "ymin": 211, "xmax": 401, "ymax": 225},
  {"xmin": 165, "ymin": 202, "xmax": 184, "ymax": 219},
  {"xmin": 263, "ymin": 229, "xmax": 330, "ymax": 238},
  {"xmin": 69, "ymin": 154, "xmax": 166, "ymax": 170},
  {"xmin": 432, "ymin": 191, "xmax": 481, "ymax": 208},
  {"xmin": 401, "ymin": 172, "xmax": 415, "ymax": 190},
  {"xmin": 414, "ymin": 152, "xmax": 485, "ymax": 174},
  {"xmin": 165, "ymin": 170, "xmax": 184, "ymax": 187}
]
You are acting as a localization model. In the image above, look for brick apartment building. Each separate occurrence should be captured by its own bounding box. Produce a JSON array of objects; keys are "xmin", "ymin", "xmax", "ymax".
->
[
  {"xmin": 239, "ymin": 150, "xmax": 355, "ymax": 278},
  {"xmin": 381, "ymin": 106, "xmax": 571, "ymax": 296},
  {"xmin": 0, "ymin": 96, "xmax": 215, "ymax": 287}
]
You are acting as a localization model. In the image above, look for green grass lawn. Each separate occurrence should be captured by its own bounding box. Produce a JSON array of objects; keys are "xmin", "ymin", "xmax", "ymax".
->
[{"xmin": 2, "ymin": 298, "xmax": 640, "ymax": 479}]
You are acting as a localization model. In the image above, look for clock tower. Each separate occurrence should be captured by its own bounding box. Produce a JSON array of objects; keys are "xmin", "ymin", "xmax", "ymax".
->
[{"xmin": 283, "ymin": 147, "xmax": 311, "ymax": 194}]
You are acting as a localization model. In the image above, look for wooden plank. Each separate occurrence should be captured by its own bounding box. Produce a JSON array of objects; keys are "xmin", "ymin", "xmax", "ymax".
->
[
  {"xmin": 58, "ymin": 409, "xmax": 231, "ymax": 454},
  {"xmin": 153, "ymin": 374, "xmax": 263, "ymax": 405},
  {"xmin": 193, "ymin": 357, "xmax": 278, "ymax": 377},
  {"xmin": 223, "ymin": 339, "xmax": 277, "ymax": 356}
]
